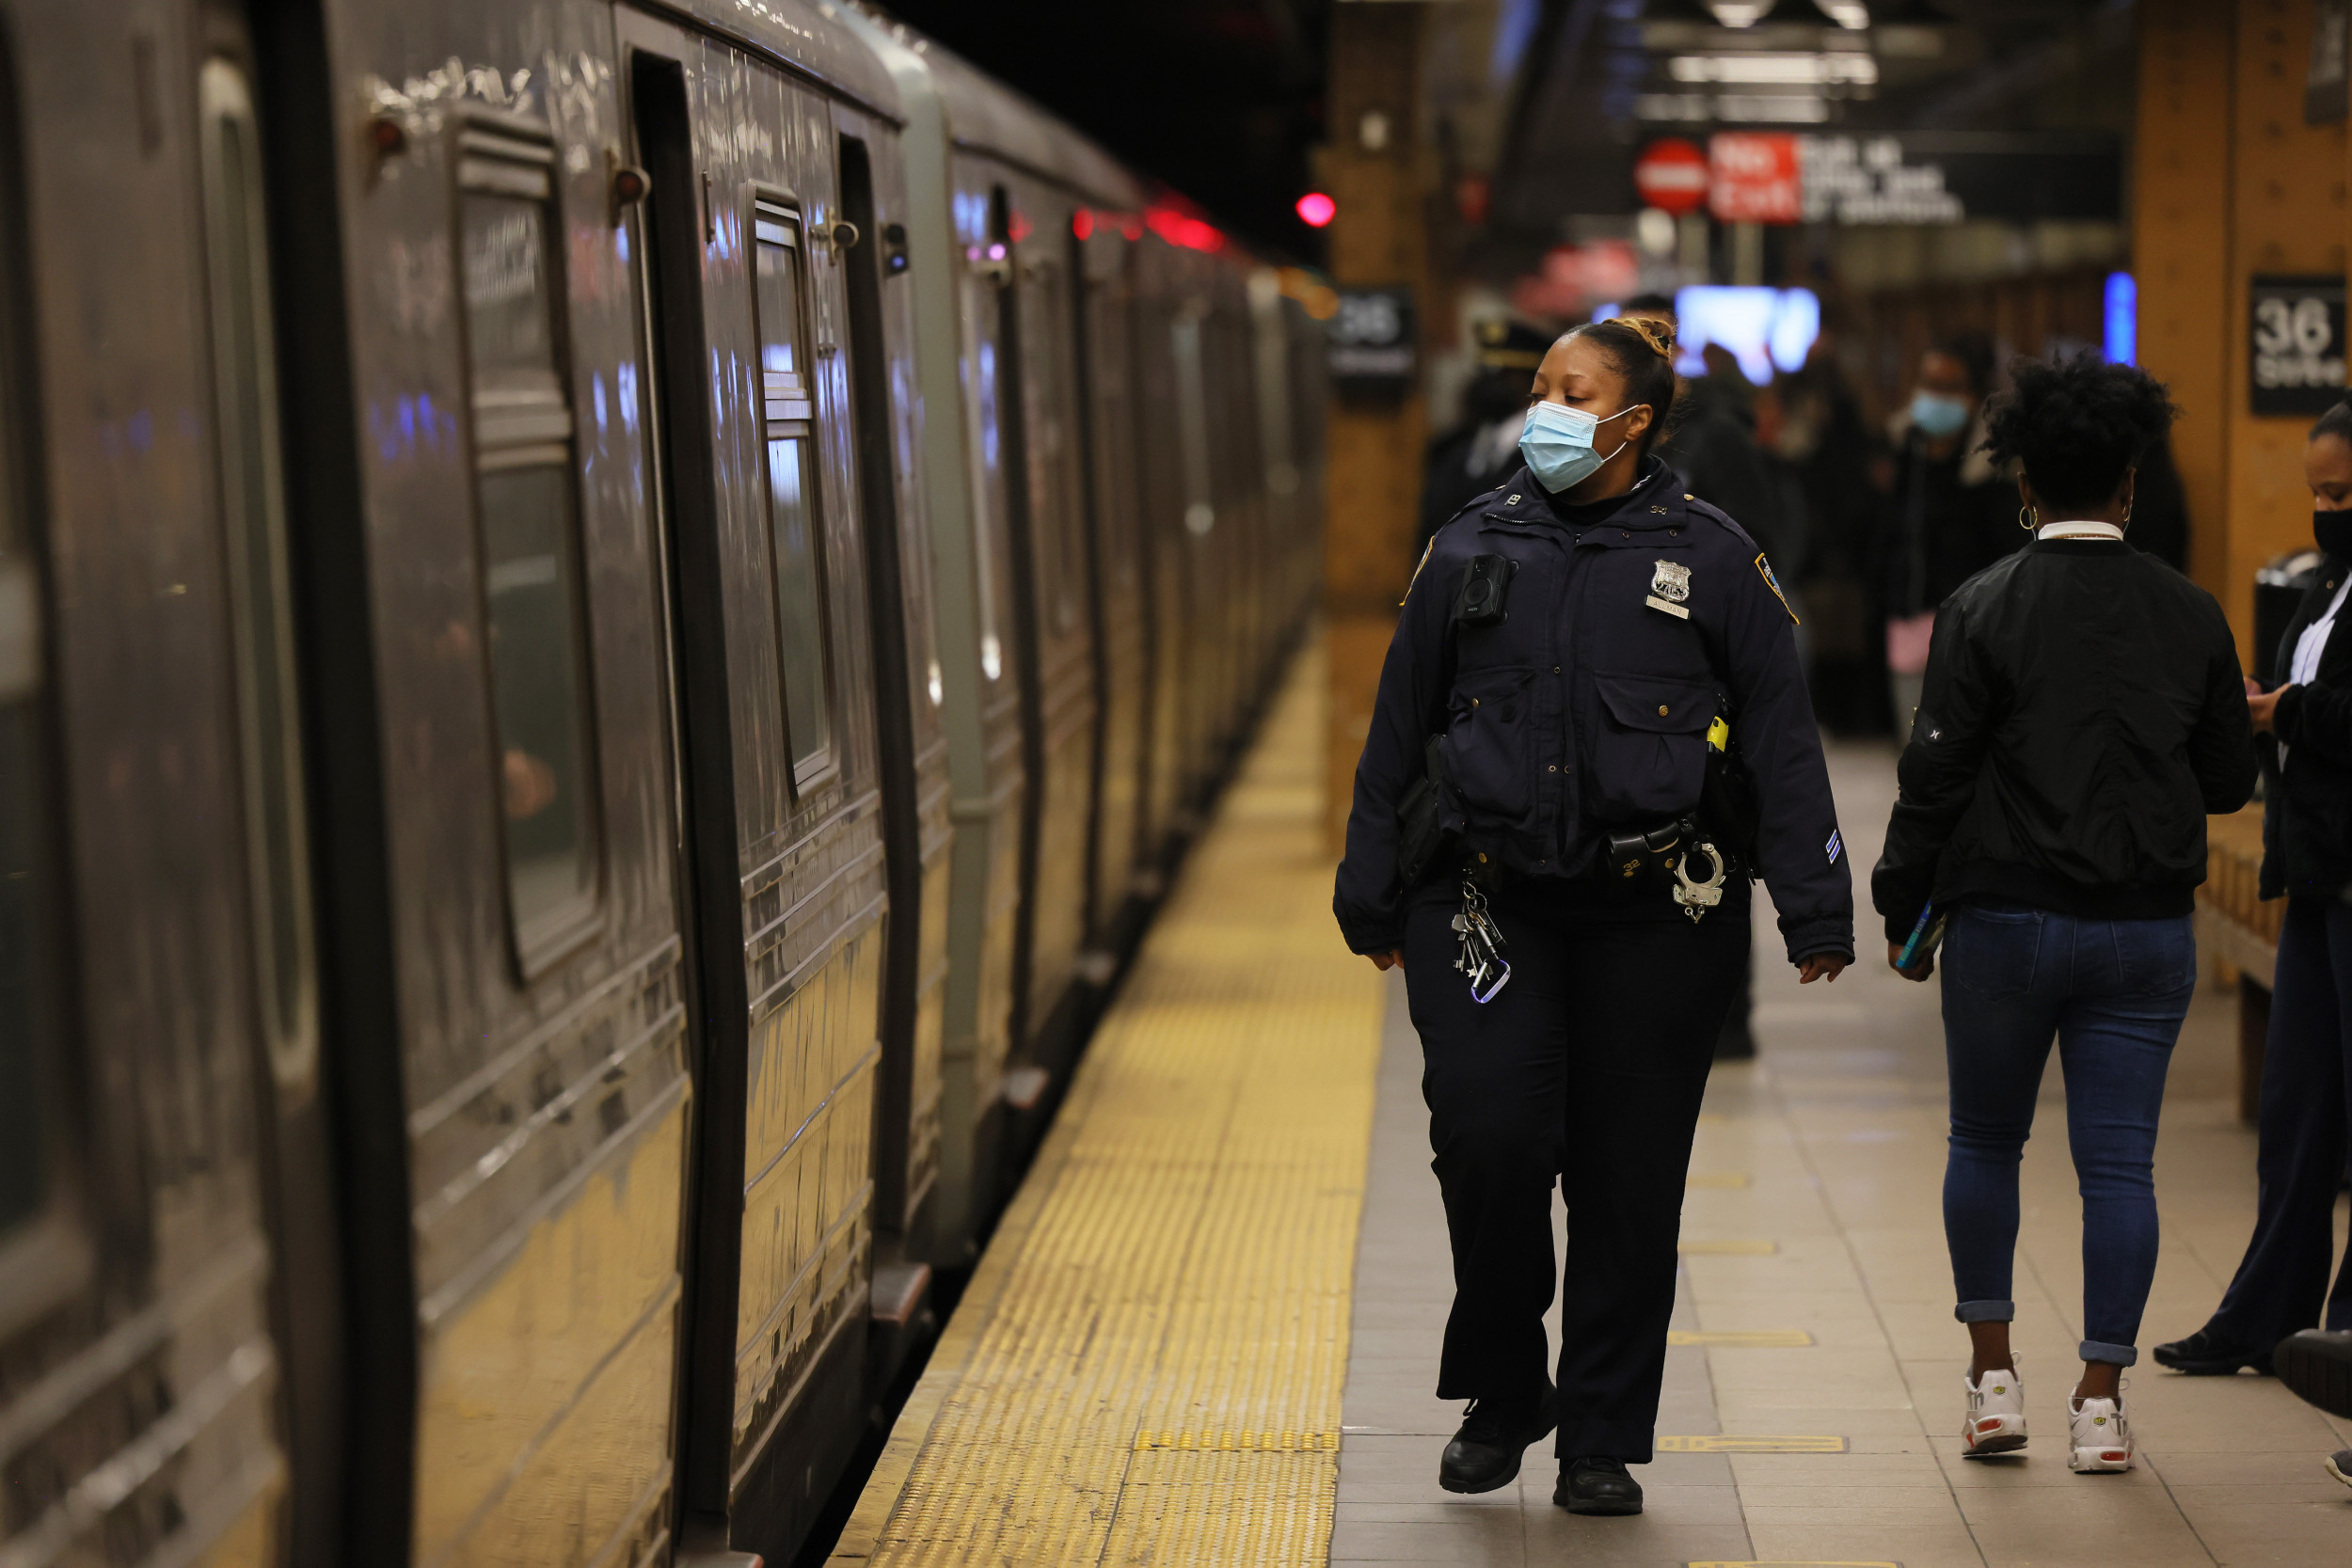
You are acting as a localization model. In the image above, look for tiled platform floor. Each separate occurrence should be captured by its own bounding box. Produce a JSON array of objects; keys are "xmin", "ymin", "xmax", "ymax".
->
[{"xmin": 1336, "ymin": 741, "xmax": 2352, "ymax": 1567}]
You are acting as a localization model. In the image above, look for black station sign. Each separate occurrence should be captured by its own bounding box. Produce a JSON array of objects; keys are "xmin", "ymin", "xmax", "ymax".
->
[
  {"xmin": 2249, "ymin": 274, "xmax": 2348, "ymax": 416},
  {"xmin": 1327, "ymin": 285, "xmax": 1416, "ymax": 398}
]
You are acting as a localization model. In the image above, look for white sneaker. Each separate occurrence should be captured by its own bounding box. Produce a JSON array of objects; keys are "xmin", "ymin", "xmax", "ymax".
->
[
  {"xmin": 1962, "ymin": 1365, "xmax": 2027, "ymax": 1457},
  {"xmin": 2067, "ymin": 1392, "xmax": 2133, "ymax": 1473}
]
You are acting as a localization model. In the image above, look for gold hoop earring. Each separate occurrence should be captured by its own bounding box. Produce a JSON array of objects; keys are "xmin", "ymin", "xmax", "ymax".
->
[
  {"xmin": 2018, "ymin": 504, "xmax": 2038, "ymax": 532},
  {"xmin": 2122, "ymin": 499, "xmax": 2133, "ymax": 524}
]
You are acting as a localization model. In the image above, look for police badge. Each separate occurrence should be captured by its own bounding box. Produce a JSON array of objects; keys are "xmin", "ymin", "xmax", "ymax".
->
[{"xmin": 1645, "ymin": 558, "xmax": 1692, "ymax": 620}]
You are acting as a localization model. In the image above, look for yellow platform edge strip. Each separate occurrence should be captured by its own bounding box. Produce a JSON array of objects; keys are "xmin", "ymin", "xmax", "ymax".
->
[{"xmin": 829, "ymin": 641, "xmax": 1386, "ymax": 1567}]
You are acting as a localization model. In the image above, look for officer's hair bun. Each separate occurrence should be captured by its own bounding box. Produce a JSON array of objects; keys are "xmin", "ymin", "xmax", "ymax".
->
[
  {"xmin": 1619, "ymin": 316, "xmax": 1676, "ymax": 361},
  {"xmin": 1981, "ymin": 353, "xmax": 2177, "ymax": 513}
]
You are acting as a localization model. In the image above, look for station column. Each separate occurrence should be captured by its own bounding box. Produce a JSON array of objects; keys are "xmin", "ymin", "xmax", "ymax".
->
[{"xmin": 1322, "ymin": 0, "xmax": 1431, "ymax": 851}]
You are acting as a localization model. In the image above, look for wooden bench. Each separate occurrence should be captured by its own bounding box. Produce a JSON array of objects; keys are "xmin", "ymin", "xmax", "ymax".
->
[{"xmin": 2195, "ymin": 804, "xmax": 2278, "ymax": 1123}]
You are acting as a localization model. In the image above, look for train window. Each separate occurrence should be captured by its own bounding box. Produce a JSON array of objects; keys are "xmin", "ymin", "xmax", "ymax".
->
[
  {"xmin": 199, "ymin": 57, "xmax": 316, "ymax": 1089},
  {"xmin": 752, "ymin": 197, "xmax": 834, "ymax": 785},
  {"xmin": 456, "ymin": 110, "xmax": 600, "ymax": 971}
]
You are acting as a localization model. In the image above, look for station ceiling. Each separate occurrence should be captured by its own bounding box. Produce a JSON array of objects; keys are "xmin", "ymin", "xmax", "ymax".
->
[{"xmin": 875, "ymin": 1, "xmax": 2138, "ymax": 261}]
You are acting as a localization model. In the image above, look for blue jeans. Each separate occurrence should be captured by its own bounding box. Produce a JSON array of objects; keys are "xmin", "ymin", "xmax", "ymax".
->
[{"xmin": 1940, "ymin": 903, "xmax": 2197, "ymax": 1366}]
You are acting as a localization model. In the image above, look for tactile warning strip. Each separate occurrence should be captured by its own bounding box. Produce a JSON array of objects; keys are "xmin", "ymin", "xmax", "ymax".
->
[{"xmin": 831, "ymin": 642, "xmax": 1385, "ymax": 1567}]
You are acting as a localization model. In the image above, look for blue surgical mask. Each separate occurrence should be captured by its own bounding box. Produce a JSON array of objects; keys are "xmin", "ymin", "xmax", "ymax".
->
[
  {"xmin": 1518, "ymin": 401, "xmax": 1638, "ymax": 493},
  {"xmin": 1910, "ymin": 389, "xmax": 1972, "ymax": 439}
]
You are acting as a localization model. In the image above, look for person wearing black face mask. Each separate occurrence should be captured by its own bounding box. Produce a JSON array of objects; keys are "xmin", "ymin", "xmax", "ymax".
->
[{"xmin": 2157, "ymin": 399, "xmax": 2352, "ymax": 1388}]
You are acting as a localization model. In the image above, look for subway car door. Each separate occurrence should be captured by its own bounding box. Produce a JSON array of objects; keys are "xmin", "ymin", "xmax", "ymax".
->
[
  {"xmin": 618, "ymin": 14, "xmax": 886, "ymax": 1560},
  {"xmin": 0, "ymin": 4, "xmax": 318, "ymax": 1565},
  {"xmin": 1002, "ymin": 179, "xmax": 1098, "ymax": 1071},
  {"xmin": 832, "ymin": 119, "xmax": 955, "ymax": 1252},
  {"xmin": 1072, "ymin": 213, "xmax": 1151, "ymax": 933}
]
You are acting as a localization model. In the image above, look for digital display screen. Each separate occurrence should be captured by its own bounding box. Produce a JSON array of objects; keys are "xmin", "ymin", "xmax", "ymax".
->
[{"xmin": 1593, "ymin": 286, "xmax": 1821, "ymax": 384}]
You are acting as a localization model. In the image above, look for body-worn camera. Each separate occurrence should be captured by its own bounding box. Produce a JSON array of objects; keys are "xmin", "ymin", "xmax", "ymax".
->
[{"xmin": 1455, "ymin": 554, "xmax": 1518, "ymax": 626}]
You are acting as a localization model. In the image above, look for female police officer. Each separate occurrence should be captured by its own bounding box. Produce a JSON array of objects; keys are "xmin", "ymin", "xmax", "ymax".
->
[{"xmin": 1334, "ymin": 315, "xmax": 1854, "ymax": 1516}]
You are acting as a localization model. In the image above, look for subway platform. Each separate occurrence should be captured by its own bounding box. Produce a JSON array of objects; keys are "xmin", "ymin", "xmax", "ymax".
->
[{"xmin": 829, "ymin": 642, "xmax": 2352, "ymax": 1568}]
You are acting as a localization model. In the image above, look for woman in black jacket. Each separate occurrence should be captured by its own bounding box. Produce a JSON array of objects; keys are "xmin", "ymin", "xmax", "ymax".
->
[
  {"xmin": 1872, "ymin": 356, "xmax": 2255, "ymax": 1474},
  {"xmin": 1335, "ymin": 316, "xmax": 1852, "ymax": 1517},
  {"xmin": 2158, "ymin": 398, "xmax": 2352, "ymax": 1389}
]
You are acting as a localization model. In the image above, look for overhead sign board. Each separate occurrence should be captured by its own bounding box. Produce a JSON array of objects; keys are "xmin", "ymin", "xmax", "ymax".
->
[
  {"xmin": 1327, "ymin": 286, "xmax": 1416, "ymax": 398},
  {"xmin": 2249, "ymin": 274, "xmax": 2347, "ymax": 415},
  {"xmin": 1708, "ymin": 134, "xmax": 1801, "ymax": 225}
]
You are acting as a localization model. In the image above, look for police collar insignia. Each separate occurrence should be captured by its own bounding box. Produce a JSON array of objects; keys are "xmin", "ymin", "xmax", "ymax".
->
[
  {"xmin": 1754, "ymin": 552, "xmax": 1800, "ymax": 626},
  {"xmin": 1650, "ymin": 559, "xmax": 1692, "ymax": 603}
]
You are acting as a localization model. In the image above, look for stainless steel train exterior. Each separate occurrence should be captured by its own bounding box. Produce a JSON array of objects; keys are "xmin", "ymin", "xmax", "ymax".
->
[{"xmin": 0, "ymin": 3, "xmax": 1322, "ymax": 1567}]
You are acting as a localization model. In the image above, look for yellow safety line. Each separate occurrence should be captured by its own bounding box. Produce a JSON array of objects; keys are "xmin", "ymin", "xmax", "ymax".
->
[
  {"xmin": 830, "ymin": 642, "xmax": 1386, "ymax": 1567},
  {"xmin": 1666, "ymin": 1330, "xmax": 1814, "ymax": 1347},
  {"xmin": 1658, "ymin": 1434, "xmax": 1849, "ymax": 1453}
]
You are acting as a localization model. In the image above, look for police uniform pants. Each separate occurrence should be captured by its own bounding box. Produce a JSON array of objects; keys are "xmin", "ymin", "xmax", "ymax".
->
[{"xmin": 1403, "ymin": 886, "xmax": 1748, "ymax": 1463}]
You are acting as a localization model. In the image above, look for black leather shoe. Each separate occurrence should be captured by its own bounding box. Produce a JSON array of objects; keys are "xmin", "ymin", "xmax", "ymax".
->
[
  {"xmin": 2152, "ymin": 1326, "xmax": 2268, "ymax": 1375},
  {"xmin": 1438, "ymin": 1386, "xmax": 1557, "ymax": 1494},
  {"xmin": 2327, "ymin": 1449, "xmax": 2352, "ymax": 1489},
  {"xmin": 1554, "ymin": 1454, "xmax": 1644, "ymax": 1515},
  {"xmin": 2276, "ymin": 1329, "xmax": 2352, "ymax": 1418}
]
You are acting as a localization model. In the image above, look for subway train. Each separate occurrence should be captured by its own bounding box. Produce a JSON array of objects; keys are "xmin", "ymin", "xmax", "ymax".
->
[{"xmin": 0, "ymin": 2, "xmax": 1324, "ymax": 1566}]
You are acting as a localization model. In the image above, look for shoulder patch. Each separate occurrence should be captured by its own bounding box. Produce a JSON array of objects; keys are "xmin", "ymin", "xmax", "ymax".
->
[
  {"xmin": 1755, "ymin": 552, "xmax": 1800, "ymax": 625},
  {"xmin": 1401, "ymin": 536, "xmax": 1436, "ymax": 606}
]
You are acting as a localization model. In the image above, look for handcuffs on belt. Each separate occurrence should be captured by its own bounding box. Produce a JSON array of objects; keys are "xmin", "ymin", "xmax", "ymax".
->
[{"xmin": 1605, "ymin": 815, "xmax": 1728, "ymax": 923}]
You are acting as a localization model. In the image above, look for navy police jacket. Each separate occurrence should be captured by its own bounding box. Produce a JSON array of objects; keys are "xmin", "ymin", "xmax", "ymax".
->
[{"xmin": 1333, "ymin": 457, "xmax": 1855, "ymax": 963}]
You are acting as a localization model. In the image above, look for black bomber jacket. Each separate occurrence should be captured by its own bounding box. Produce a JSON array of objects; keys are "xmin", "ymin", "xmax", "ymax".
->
[
  {"xmin": 1332, "ymin": 458, "xmax": 1855, "ymax": 964},
  {"xmin": 1872, "ymin": 537, "xmax": 2255, "ymax": 940},
  {"xmin": 2262, "ymin": 555, "xmax": 2352, "ymax": 896}
]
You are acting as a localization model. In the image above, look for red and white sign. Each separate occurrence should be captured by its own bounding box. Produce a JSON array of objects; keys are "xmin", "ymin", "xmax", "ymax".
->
[
  {"xmin": 1708, "ymin": 133, "xmax": 1802, "ymax": 225},
  {"xmin": 1633, "ymin": 138, "xmax": 1709, "ymax": 216}
]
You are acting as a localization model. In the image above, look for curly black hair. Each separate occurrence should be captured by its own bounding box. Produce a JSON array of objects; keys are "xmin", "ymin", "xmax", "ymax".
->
[
  {"xmin": 1563, "ymin": 316, "xmax": 1679, "ymax": 455},
  {"xmin": 1980, "ymin": 354, "xmax": 2179, "ymax": 513}
]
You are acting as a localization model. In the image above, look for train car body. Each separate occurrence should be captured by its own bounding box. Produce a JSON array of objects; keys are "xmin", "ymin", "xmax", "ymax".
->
[{"xmin": 0, "ymin": 3, "xmax": 1318, "ymax": 1567}]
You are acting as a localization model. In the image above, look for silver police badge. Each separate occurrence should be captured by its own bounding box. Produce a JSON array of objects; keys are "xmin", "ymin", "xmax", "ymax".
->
[{"xmin": 1651, "ymin": 560, "xmax": 1692, "ymax": 603}]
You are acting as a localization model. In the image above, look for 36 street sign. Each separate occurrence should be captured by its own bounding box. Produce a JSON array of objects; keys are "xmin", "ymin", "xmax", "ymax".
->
[{"xmin": 2249, "ymin": 274, "xmax": 2347, "ymax": 416}]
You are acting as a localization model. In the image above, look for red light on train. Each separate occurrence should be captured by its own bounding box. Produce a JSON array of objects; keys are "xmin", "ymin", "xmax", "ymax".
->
[
  {"xmin": 1144, "ymin": 206, "xmax": 1223, "ymax": 253},
  {"xmin": 1073, "ymin": 209, "xmax": 1094, "ymax": 240},
  {"xmin": 1295, "ymin": 192, "xmax": 1335, "ymax": 229}
]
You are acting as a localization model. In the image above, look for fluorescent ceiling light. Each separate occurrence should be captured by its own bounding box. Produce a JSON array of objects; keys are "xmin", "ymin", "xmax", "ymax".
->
[
  {"xmin": 1669, "ymin": 52, "xmax": 1878, "ymax": 85},
  {"xmin": 1632, "ymin": 91, "xmax": 1833, "ymax": 123},
  {"xmin": 1718, "ymin": 93, "xmax": 1832, "ymax": 121},
  {"xmin": 1814, "ymin": 0, "xmax": 1870, "ymax": 27},
  {"xmin": 1708, "ymin": 1, "xmax": 1777, "ymax": 24}
]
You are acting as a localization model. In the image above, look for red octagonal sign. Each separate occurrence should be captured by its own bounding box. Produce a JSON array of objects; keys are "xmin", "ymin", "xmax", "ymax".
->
[{"xmin": 1634, "ymin": 137, "xmax": 1709, "ymax": 216}]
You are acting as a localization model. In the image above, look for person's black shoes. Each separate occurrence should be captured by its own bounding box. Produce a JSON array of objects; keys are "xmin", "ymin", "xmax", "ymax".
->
[
  {"xmin": 2275, "ymin": 1329, "xmax": 2352, "ymax": 1418},
  {"xmin": 2327, "ymin": 1448, "xmax": 2352, "ymax": 1489},
  {"xmin": 2152, "ymin": 1326, "xmax": 2269, "ymax": 1375},
  {"xmin": 1554, "ymin": 1454, "xmax": 1645, "ymax": 1515},
  {"xmin": 1438, "ymin": 1386, "xmax": 1558, "ymax": 1494}
]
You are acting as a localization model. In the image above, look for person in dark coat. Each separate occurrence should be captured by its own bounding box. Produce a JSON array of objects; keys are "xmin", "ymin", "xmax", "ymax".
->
[
  {"xmin": 1419, "ymin": 319, "xmax": 1551, "ymax": 554},
  {"xmin": 1334, "ymin": 315, "xmax": 1854, "ymax": 1518},
  {"xmin": 1882, "ymin": 335, "xmax": 2017, "ymax": 739},
  {"xmin": 2159, "ymin": 399, "xmax": 2352, "ymax": 1401},
  {"xmin": 1874, "ymin": 355, "xmax": 2254, "ymax": 1474}
]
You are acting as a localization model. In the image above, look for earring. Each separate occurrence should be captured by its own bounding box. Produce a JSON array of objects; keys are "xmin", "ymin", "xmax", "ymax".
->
[
  {"xmin": 2123, "ymin": 499, "xmax": 2134, "ymax": 524},
  {"xmin": 2018, "ymin": 504, "xmax": 2038, "ymax": 532}
]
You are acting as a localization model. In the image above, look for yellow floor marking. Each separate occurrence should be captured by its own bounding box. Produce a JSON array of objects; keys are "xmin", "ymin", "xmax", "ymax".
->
[
  {"xmin": 1686, "ymin": 1172, "xmax": 1752, "ymax": 1188},
  {"xmin": 1677, "ymin": 1238, "xmax": 1777, "ymax": 1255},
  {"xmin": 1658, "ymin": 1434, "xmax": 1849, "ymax": 1453},
  {"xmin": 1667, "ymin": 1330, "xmax": 1813, "ymax": 1347},
  {"xmin": 829, "ymin": 644, "xmax": 1385, "ymax": 1567}
]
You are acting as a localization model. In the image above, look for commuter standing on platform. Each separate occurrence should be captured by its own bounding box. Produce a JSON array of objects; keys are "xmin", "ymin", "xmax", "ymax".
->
[
  {"xmin": 1882, "ymin": 335, "xmax": 2014, "ymax": 740},
  {"xmin": 1873, "ymin": 356, "xmax": 2255, "ymax": 1475},
  {"xmin": 1418, "ymin": 318, "xmax": 1553, "ymax": 555},
  {"xmin": 2159, "ymin": 399, "xmax": 2352, "ymax": 1391},
  {"xmin": 1334, "ymin": 316, "xmax": 1855, "ymax": 1517}
]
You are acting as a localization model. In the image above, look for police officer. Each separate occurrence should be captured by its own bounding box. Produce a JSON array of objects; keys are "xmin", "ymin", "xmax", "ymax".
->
[{"xmin": 1334, "ymin": 315, "xmax": 1854, "ymax": 1516}]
